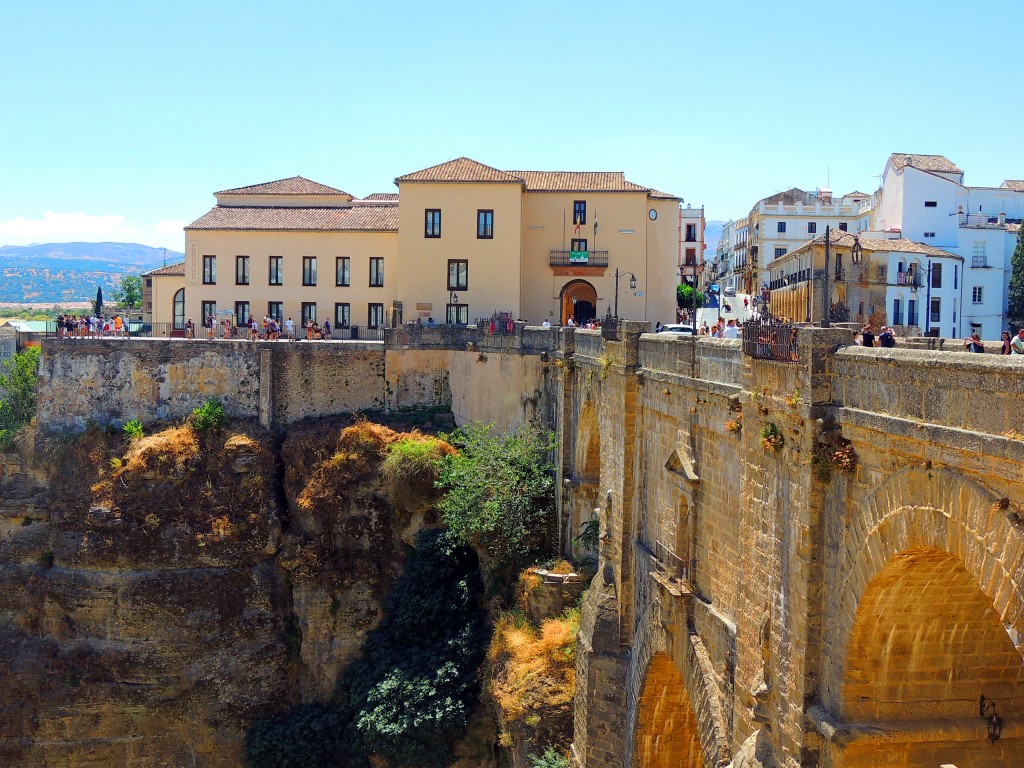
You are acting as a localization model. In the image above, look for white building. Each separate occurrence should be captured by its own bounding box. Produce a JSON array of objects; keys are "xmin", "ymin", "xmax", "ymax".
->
[{"xmin": 873, "ymin": 154, "xmax": 1024, "ymax": 338}]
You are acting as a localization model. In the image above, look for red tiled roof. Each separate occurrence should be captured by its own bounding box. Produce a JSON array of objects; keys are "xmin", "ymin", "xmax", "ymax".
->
[
  {"xmin": 649, "ymin": 189, "xmax": 681, "ymax": 200},
  {"xmin": 790, "ymin": 229, "xmax": 960, "ymax": 259},
  {"xmin": 216, "ymin": 176, "xmax": 350, "ymax": 196},
  {"xmin": 1002, "ymin": 180, "xmax": 1024, "ymax": 192},
  {"xmin": 144, "ymin": 261, "xmax": 185, "ymax": 276},
  {"xmin": 395, "ymin": 157, "xmax": 522, "ymax": 184},
  {"xmin": 363, "ymin": 192, "xmax": 399, "ymax": 200},
  {"xmin": 186, "ymin": 205, "xmax": 398, "ymax": 232},
  {"xmin": 889, "ymin": 154, "xmax": 962, "ymax": 174}
]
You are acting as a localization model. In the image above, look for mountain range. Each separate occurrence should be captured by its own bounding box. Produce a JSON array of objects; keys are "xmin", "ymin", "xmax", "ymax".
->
[{"xmin": 0, "ymin": 242, "xmax": 184, "ymax": 303}]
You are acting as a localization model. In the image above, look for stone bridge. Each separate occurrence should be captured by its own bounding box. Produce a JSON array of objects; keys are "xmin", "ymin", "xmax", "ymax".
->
[
  {"xmin": 559, "ymin": 324, "xmax": 1024, "ymax": 768},
  {"xmin": 33, "ymin": 322, "xmax": 1024, "ymax": 767}
]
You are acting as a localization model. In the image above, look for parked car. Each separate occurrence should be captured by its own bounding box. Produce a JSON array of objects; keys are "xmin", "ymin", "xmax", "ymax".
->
[
  {"xmin": 657, "ymin": 324, "xmax": 696, "ymax": 335},
  {"xmin": 724, "ymin": 285, "xmax": 737, "ymax": 297}
]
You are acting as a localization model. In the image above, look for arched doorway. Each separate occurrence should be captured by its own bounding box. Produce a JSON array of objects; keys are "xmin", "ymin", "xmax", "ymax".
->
[
  {"xmin": 837, "ymin": 548, "xmax": 1024, "ymax": 764},
  {"xmin": 633, "ymin": 653, "xmax": 704, "ymax": 768},
  {"xmin": 561, "ymin": 280, "xmax": 597, "ymax": 326}
]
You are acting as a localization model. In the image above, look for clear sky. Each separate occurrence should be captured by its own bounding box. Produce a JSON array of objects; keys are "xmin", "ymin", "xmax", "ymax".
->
[{"xmin": 3, "ymin": 0, "xmax": 1021, "ymax": 250}]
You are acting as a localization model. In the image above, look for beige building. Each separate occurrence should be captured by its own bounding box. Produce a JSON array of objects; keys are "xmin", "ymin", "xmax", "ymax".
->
[
  {"xmin": 175, "ymin": 159, "xmax": 684, "ymax": 332},
  {"xmin": 142, "ymin": 262, "xmax": 185, "ymax": 329}
]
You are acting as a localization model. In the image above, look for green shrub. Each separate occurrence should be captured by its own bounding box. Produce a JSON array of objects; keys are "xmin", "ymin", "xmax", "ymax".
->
[
  {"xmin": 122, "ymin": 419, "xmax": 144, "ymax": 441},
  {"xmin": 436, "ymin": 422, "xmax": 556, "ymax": 574},
  {"xmin": 0, "ymin": 347, "xmax": 41, "ymax": 449},
  {"xmin": 189, "ymin": 398, "xmax": 226, "ymax": 433},
  {"xmin": 529, "ymin": 746, "xmax": 571, "ymax": 768},
  {"xmin": 381, "ymin": 434, "xmax": 453, "ymax": 513}
]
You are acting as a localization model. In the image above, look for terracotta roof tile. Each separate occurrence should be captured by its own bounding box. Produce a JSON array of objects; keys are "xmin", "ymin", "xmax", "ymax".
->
[
  {"xmin": 509, "ymin": 170, "xmax": 650, "ymax": 193},
  {"xmin": 1009, "ymin": 223, "xmax": 1021, "ymax": 233},
  {"xmin": 186, "ymin": 205, "xmax": 398, "ymax": 232},
  {"xmin": 788, "ymin": 230, "xmax": 960, "ymax": 259},
  {"xmin": 395, "ymin": 157, "xmax": 522, "ymax": 184},
  {"xmin": 144, "ymin": 261, "xmax": 185, "ymax": 277},
  {"xmin": 889, "ymin": 154, "xmax": 962, "ymax": 174},
  {"xmin": 363, "ymin": 192, "xmax": 399, "ymax": 200},
  {"xmin": 1002, "ymin": 180, "xmax": 1024, "ymax": 192},
  {"xmin": 649, "ymin": 189, "xmax": 681, "ymax": 200},
  {"xmin": 216, "ymin": 176, "xmax": 350, "ymax": 196}
]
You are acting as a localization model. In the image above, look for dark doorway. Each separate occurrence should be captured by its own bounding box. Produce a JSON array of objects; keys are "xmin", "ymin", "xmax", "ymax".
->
[{"xmin": 574, "ymin": 300, "xmax": 595, "ymax": 325}]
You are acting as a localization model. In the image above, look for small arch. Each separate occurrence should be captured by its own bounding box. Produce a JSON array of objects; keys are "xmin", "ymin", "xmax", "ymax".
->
[
  {"xmin": 634, "ymin": 653, "xmax": 704, "ymax": 768},
  {"xmin": 173, "ymin": 288, "xmax": 185, "ymax": 329},
  {"xmin": 561, "ymin": 280, "xmax": 597, "ymax": 326}
]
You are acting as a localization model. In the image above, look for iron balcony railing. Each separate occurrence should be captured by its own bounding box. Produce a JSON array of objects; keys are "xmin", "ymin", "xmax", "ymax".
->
[
  {"xmin": 549, "ymin": 250, "xmax": 609, "ymax": 268},
  {"xmin": 742, "ymin": 311, "xmax": 799, "ymax": 362}
]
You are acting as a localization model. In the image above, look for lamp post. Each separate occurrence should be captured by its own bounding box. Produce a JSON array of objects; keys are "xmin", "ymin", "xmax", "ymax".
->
[
  {"xmin": 449, "ymin": 292, "xmax": 458, "ymax": 324},
  {"xmin": 613, "ymin": 268, "xmax": 637, "ymax": 320}
]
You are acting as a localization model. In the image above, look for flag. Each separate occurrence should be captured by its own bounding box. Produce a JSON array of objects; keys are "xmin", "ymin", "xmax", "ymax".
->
[
  {"xmin": 593, "ymin": 213, "xmax": 598, "ymax": 235},
  {"xmin": 574, "ymin": 221, "xmax": 581, "ymax": 235}
]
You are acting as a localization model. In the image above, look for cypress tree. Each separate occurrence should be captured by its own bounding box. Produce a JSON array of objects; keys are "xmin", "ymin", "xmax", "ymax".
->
[{"xmin": 1009, "ymin": 226, "xmax": 1024, "ymax": 333}]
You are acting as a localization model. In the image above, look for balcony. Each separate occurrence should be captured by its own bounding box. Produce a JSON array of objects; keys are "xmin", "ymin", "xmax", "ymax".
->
[
  {"xmin": 896, "ymin": 272, "xmax": 921, "ymax": 288},
  {"xmin": 549, "ymin": 250, "xmax": 609, "ymax": 268}
]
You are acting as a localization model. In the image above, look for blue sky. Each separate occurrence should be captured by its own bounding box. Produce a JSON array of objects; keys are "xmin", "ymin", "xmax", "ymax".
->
[{"xmin": 2, "ymin": 0, "xmax": 1021, "ymax": 250}]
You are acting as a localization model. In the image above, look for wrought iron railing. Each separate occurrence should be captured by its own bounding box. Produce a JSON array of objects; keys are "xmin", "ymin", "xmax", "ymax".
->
[
  {"xmin": 742, "ymin": 311, "xmax": 799, "ymax": 362},
  {"xmin": 549, "ymin": 250, "xmax": 609, "ymax": 267}
]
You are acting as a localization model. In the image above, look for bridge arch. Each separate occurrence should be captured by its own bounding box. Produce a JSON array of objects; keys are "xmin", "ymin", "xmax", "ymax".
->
[
  {"xmin": 633, "ymin": 653, "xmax": 705, "ymax": 768},
  {"xmin": 822, "ymin": 467, "xmax": 1024, "ymax": 762}
]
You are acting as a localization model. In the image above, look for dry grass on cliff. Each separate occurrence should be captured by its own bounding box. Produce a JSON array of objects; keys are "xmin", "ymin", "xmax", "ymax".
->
[
  {"xmin": 487, "ymin": 606, "xmax": 579, "ymax": 730},
  {"xmin": 120, "ymin": 427, "xmax": 198, "ymax": 476},
  {"xmin": 381, "ymin": 433, "xmax": 456, "ymax": 517}
]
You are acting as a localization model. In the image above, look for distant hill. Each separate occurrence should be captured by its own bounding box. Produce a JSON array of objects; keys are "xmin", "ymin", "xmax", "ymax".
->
[
  {"xmin": 704, "ymin": 220, "xmax": 726, "ymax": 255},
  {"xmin": 0, "ymin": 242, "xmax": 183, "ymax": 303}
]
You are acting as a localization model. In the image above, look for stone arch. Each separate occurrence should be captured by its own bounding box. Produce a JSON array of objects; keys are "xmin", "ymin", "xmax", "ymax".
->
[
  {"xmin": 574, "ymin": 401, "xmax": 600, "ymax": 483},
  {"xmin": 561, "ymin": 280, "xmax": 597, "ymax": 326},
  {"xmin": 565, "ymin": 400, "xmax": 601, "ymax": 557},
  {"xmin": 633, "ymin": 653, "xmax": 705, "ymax": 768},
  {"xmin": 822, "ymin": 466, "xmax": 1024, "ymax": 759}
]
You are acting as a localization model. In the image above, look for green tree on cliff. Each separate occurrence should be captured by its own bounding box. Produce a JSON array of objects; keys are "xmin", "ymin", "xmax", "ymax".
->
[
  {"xmin": 0, "ymin": 346, "xmax": 41, "ymax": 448},
  {"xmin": 1008, "ymin": 225, "xmax": 1024, "ymax": 332}
]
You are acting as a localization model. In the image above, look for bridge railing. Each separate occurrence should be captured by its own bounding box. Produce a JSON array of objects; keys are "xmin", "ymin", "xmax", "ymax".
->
[{"xmin": 742, "ymin": 312, "xmax": 799, "ymax": 362}]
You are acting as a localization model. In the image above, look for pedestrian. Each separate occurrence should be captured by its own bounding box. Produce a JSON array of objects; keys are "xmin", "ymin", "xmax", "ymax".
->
[
  {"xmin": 206, "ymin": 313, "xmax": 215, "ymax": 340},
  {"xmin": 1012, "ymin": 329, "xmax": 1024, "ymax": 355},
  {"xmin": 878, "ymin": 326, "xmax": 896, "ymax": 348},
  {"xmin": 567, "ymin": 315, "xmax": 576, "ymax": 327},
  {"xmin": 323, "ymin": 318, "xmax": 331, "ymax": 340},
  {"xmin": 542, "ymin": 319, "xmax": 551, "ymax": 328},
  {"xmin": 722, "ymin": 319, "xmax": 739, "ymax": 339},
  {"xmin": 1001, "ymin": 331, "xmax": 1012, "ymax": 355},
  {"xmin": 964, "ymin": 333, "xmax": 985, "ymax": 353},
  {"xmin": 860, "ymin": 325, "xmax": 875, "ymax": 348},
  {"xmin": 186, "ymin": 318, "xmax": 195, "ymax": 339},
  {"xmin": 654, "ymin": 321, "xmax": 662, "ymax": 333}
]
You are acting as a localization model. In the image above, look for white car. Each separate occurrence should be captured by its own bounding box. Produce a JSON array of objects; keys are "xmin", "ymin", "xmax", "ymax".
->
[{"xmin": 657, "ymin": 324, "xmax": 697, "ymax": 335}]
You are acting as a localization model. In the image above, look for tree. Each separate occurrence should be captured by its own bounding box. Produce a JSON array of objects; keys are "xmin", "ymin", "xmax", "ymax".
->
[
  {"xmin": 436, "ymin": 422, "xmax": 556, "ymax": 574},
  {"xmin": 1008, "ymin": 226, "xmax": 1024, "ymax": 333},
  {"xmin": 676, "ymin": 282, "xmax": 707, "ymax": 309},
  {"xmin": 94, "ymin": 286, "xmax": 104, "ymax": 316},
  {"xmin": 113, "ymin": 275, "xmax": 143, "ymax": 310},
  {"xmin": 0, "ymin": 347, "xmax": 41, "ymax": 448}
]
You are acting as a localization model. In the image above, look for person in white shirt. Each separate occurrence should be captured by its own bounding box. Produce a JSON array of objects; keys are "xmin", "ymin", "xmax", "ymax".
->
[
  {"xmin": 285, "ymin": 317, "xmax": 295, "ymax": 340},
  {"xmin": 722, "ymin": 319, "xmax": 740, "ymax": 339},
  {"xmin": 542, "ymin": 319, "xmax": 551, "ymax": 328}
]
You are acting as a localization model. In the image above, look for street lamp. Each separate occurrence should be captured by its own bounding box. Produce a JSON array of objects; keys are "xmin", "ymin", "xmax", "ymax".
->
[
  {"xmin": 450, "ymin": 291, "xmax": 458, "ymax": 304},
  {"xmin": 819, "ymin": 226, "xmax": 832, "ymax": 328},
  {"xmin": 613, "ymin": 269, "xmax": 637, "ymax": 320}
]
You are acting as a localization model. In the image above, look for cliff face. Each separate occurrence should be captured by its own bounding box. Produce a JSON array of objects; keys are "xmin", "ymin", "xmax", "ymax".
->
[{"xmin": 0, "ymin": 419, "xmax": 411, "ymax": 767}]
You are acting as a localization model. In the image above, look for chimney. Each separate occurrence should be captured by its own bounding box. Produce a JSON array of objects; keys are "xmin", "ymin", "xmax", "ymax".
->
[{"xmin": 999, "ymin": 212, "xmax": 1007, "ymax": 226}]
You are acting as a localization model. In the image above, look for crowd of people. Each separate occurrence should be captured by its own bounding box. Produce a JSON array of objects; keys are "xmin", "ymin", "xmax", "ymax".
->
[{"xmin": 57, "ymin": 313, "xmax": 129, "ymax": 338}]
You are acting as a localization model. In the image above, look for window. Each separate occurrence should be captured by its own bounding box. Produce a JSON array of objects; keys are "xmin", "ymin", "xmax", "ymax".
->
[
  {"xmin": 301, "ymin": 302, "xmax": 317, "ymax": 326},
  {"xmin": 425, "ymin": 209, "xmax": 441, "ymax": 238},
  {"xmin": 930, "ymin": 297, "xmax": 941, "ymax": 323},
  {"xmin": 573, "ymin": 200, "xmax": 586, "ymax": 226},
  {"xmin": 235, "ymin": 301, "xmax": 250, "ymax": 326},
  {"xmin": 201, "ymin": 301, "xmax": 217, "ymax": 326},
  {"xmin": 173, "ymin": 288, "xmax": 185, "ymax": 330},
  {"xmin": 807, "ymin": 222, "xmax": 817, "ymax": 234},
  {"xmin": 268, "ymin": 302, "xmax": 282, "ymax": 323},
  {"xmin": 924, "ymin": 232, "xmax": 935, "ymax": 238},
  {"xmin": 335, "ymin": 303, "xmax": 350, "ymax": 328},
  {"xmin": 202, "ymin": 255, "xmax": 216, "ymax": 285},
  {"xmin": 892, "ymin": 298, "xmax": 903, "ymax": 326},
  {"xmin": 684, "ymin": 248, "xmax": 696, "ymax": 266},
  {"xmin": 954, "ymin": 264, "xmax": 958, "ymax": 289},
  {"xmin": 235, "ymin": 255, "xmax": 250, "ymax": 285},
  {"xmin": 838, "ymin": 223, "xmax": 848, "ymax": 232},
  {"xmin": 972, "ymin": 286, "xmax": 984, "ymax": 304},
  {"xmin": 302, "ymin": 256, "xmax": 317, "ymax": 286},
  {"xmin": 685, "ymin": 224, "xmax": 697, "ymax": 242},
  {"xmin": 908, "ymin": 299, "xmax": 918, "ymax": 326},
  {"xmin": 777, "ymin": 221, "xmax": 786, "ymax": 233},
  {"xmin": 448, "ymin": 259, "xmax": 468, "ymax": 291},
  {"xmin": 368, "ymin": 303, "xmax": 385, "ymax": 328},
  {"xmin": 446, "ymin": 304, "xmax": 469, "ymax": 325},
  {"xmin": 972, "ymin": 241, "xmax": 987, "ymax": 268},
  {"xmin": 924, "ymin": 201, "xmax": 938, "ymax": 207},
  {"xmin": 336, "ymin": 257, "xmax": 350, "ymax": 287},
  {"xmin": 774, "ymin": 247, "xmax": 787, "ymax": 258},
  {"xmin": 876, "ymin": 265, "xmax": 887, "ymax": 281},
  {"xmin": 269, "ymin": 256, "xmax": 283, "ymax": 286},
  {"xmin": 477, "ymin": 210, "xmax": 494, "ymax": 239},
  {"xmin": 145, "ymin": 278, "xmax": 153, "ymax": 288},
  {"xmin": 370, "ymin": 257, "xmax": 384, "ymax": 287},
  {"xmin": 571, "ymin": 238, "xmax": 588, "ymax": 252},
  {"xmin": 931, "ymin": 263, "xmax": 942, "ymax": 289}
]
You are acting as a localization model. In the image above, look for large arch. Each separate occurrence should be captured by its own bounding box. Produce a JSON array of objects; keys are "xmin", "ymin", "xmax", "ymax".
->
[
  {"xmin": 633, "ymin": 653, "xmax": 705, "ymax": 768},
  {"xmin": 821, "ymin": 467, "xmax": 1024, "ymax": 764}
]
